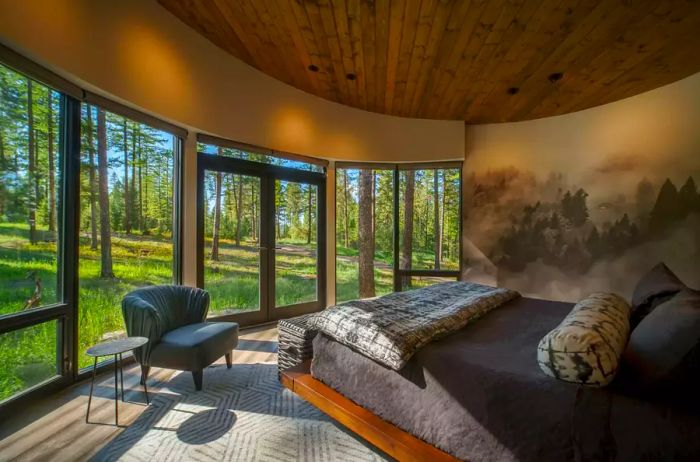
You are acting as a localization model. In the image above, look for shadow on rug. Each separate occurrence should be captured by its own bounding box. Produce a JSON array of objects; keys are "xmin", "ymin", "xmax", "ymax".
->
[{"xmin": 91, "ymin": 363, "xmax": 388, "ymax": 461}]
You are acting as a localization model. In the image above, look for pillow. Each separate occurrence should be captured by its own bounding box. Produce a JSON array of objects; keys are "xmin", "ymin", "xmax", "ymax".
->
[
  {"xmin": 623, "ymin": 289, "xmax": 700, "ymax": 394},
  {"xmin": 537, "ymin": 293, "xmax": 631, "ymax": 387},
  {"xmin": 630, "ymin": 263, "xmax": 686, "ymax": 327}
]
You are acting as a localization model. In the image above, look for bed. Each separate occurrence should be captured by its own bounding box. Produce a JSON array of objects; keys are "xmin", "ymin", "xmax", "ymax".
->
[{"xmin": 302, "ymin": 295, "xmax": 700, "ymax": 461}]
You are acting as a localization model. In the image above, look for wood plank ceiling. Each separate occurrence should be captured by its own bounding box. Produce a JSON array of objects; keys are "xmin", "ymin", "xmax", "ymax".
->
[{"xmin": 158, "ymin": 0, "xmax": 700, "ymax": 123}]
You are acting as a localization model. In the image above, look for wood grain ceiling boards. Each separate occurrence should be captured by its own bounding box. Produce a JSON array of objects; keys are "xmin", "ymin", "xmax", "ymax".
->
[{"xmin": 158, "ymin": 0, "xmax": 700, "ymax": 122}]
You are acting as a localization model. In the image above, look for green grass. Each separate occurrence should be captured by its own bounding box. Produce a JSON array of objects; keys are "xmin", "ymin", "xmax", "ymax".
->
[
  {"xmin": 0, "ymin": 223, "xmax": 329, "ymax": 401},
  {"xmin": 0, "ymin": 222, "xmax": 460, "ymax": 402}
]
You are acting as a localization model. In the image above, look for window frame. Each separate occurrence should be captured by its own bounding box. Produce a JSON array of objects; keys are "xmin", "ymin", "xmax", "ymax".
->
[
  {"xmin": 0, "ymin": 48, "xmax": 186, "ymax": 415},
  {"xmin": 196, "ymin": 146, "xmax": 328, "ymax": 326},
  {"xmin": 334, "ymin": 161, "xmax": 463, "ymax": 303}
]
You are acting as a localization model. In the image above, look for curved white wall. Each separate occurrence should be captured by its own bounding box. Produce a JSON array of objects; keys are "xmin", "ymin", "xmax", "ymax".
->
[{"xmin": 0, "ymin": 0, "xmax": 464, "ymax": 162}]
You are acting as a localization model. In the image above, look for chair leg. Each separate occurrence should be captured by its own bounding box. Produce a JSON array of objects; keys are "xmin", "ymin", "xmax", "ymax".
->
[
  {"xmin": 225, "ymin": 351, "xmax": 232, "ymax": 369},
  {"xmin": 140, "ymin": 364, "xmax": 150, "ymax": 386},
  {"xmin": 192, "ymin": 370, "xmax": 203, "ymax": 391}
]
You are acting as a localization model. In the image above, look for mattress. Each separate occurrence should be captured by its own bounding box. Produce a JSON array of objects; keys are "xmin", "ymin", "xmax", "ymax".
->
[{"xmin": 311, "ymin": 296, "xmax": 700, "ymax": 461}]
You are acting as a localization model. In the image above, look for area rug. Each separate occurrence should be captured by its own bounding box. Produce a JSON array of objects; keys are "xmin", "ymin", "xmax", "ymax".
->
[{"xmin": 92, "ymin": 363, "xmax": 387, "ymax": 461}]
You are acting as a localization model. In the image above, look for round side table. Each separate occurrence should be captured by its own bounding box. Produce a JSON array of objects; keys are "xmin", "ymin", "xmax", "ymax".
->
[{"xmin": 85, "ymin": 336, "xmax": 149, "ymax": 426}]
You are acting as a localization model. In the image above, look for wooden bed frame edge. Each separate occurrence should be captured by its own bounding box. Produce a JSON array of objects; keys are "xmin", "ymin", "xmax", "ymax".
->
[{"xmin": 280, "ymin": 361, "xmax": 460, "ymax": 462}]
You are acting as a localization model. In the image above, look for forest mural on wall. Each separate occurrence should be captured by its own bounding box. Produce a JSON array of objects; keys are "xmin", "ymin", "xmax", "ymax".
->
[{"xmin": 463, "ymin": 156, "xmax": 700, "ymax": 302}]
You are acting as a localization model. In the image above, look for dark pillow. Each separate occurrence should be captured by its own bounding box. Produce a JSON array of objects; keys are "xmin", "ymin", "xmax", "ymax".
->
[
  {"xmin": 623, "ymin": 289, "xmax": 700, "ymax": 396},
  {"xmin": 630, "ymin": 263, "xmax": 686, "ymax": 327}
]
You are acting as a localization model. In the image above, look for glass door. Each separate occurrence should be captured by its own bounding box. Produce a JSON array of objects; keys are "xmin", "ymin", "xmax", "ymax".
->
[
  {"xmin": 273, "ymin": 180, "xmax": 321, "ymax": 314},
  {"xmin": 197, "ymin": 153, "xmax": 325, "ymax": 326},
  {"xmin": 201, "ymin": 170, "xmax": 266, "ymax": 325}
]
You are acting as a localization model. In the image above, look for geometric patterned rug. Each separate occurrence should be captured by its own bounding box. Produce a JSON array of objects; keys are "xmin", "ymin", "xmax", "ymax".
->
[{"xmin": 91, "ymin": 363, "xmax": 388, "ymax": 461}]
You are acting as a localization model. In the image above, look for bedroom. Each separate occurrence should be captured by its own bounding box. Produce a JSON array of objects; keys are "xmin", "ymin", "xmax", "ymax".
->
[{"xmin": 0, "ymin": 0, "xmax": 699, "ymax": 461}]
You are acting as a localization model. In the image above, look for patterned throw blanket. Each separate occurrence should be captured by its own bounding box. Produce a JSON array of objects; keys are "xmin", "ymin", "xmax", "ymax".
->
[{"xmin": 309, "ymin": 282, "xmax": 520, "ymax": 370}]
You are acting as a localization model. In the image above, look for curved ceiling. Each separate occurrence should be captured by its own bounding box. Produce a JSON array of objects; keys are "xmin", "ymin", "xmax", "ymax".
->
[{"xmin": 158, "ymin": 0, "xmax": 700, "ymax": 123}]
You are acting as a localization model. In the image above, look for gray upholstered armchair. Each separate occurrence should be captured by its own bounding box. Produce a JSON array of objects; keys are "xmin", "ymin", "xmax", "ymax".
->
[{"xmin": 122, "ymin": 285, "xmax": 239, "ymax": 390}]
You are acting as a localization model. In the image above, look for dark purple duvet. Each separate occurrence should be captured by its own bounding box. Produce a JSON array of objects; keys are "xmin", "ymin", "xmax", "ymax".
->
[{"xmin": 311, "ymin": 296, "xmax": 700, "ymax": 461}]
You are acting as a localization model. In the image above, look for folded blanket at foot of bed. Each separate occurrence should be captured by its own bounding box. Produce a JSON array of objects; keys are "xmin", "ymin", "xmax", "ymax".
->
[{"xmin": 309, "ymin": 281, "xmax": 520, "ymax": 370}]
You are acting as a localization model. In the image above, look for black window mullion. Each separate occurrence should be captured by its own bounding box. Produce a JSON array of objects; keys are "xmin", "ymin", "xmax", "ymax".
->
[
  {"xmin": 172, "ymin": 136, "xmax": 184, "ymax": 285},
  {"xmin": 393, "ymin": 166, "xmax": 401, "ymax": 292},
  {"xmin": 61, "ymin": 95, "xmax": 81, "ymax": 378}
]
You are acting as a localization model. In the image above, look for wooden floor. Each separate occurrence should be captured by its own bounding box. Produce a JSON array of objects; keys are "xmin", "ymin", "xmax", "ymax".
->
[{"xmin": 0, "ymin": 324, "xmax": 278, "ymax": 462}]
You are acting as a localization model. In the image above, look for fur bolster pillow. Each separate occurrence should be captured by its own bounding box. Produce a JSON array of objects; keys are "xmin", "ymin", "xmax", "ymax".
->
[{"xmin": 537, "ymin": 293, "xmax": 631, "ymax": 387}]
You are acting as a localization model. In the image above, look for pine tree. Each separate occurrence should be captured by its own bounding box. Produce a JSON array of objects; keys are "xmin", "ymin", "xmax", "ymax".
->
[
  {"xmin": 649, "ymin": 179, "xmax": 681, "ymax": 235},
  {"xmin": 358, "ymin": 169, "xmax": 375, "ymax": 298},
  {"xmin": 400, "ymin": 171, "xmax": 415, "ymax": 288},
  {"xmin": 97, "ymin": 108, "xmax": 114, "ymax": 278},
  {"xmin": 679, "ymin": 176, "xmax": 699, "ymax": 216}
]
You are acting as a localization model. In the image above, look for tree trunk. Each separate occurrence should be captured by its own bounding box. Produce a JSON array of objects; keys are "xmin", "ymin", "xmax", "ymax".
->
[
  {"xmin": 137, "ymin": 134, "xmax": 143, "ymax": 232},
  {"xmin": 440, "ymin": 171, "xmax": 446, "ymax": 262},
  {"xmin": 47, "ymin": 95, "xmax": 56, "ymax": 233},
  {"xmin": 401, "ymin": 171, "xmax": 415, "ymax": 288},
  {"xmin": 131, "ymin": 123, "xmax": 137, "ymax": 232},
  {"xmin": 143, "ymin": 143, "xmax": 149, "ymax": 231},
  {"xmin": 86, "ymin": 108, "xmax": 98, "ymax": 250},
  {"xmin": 276, "ymin": 182, "xmax": 281, "ymax": 239},
  {"xmin": 343, "ymin": 170, "xmax": 349, "ymax": 247},
  {"xmin": 251, "ymin": 181, "xmax": 257, "ymax": 242},
  {"xmin": 0, "ymin": 131, "xmax": 5, "ymax": 217},
  {"xmin": 34, "ymin": 128, "xmax": 40, "ymax": 237},
  {"xmin": 235, "ymin": 175, "xmax": 243, "ymax": 246},
  {"xmin": 372, "ymin": 171, "xmax": 376, "ymax": 238},
  {"xmin": 27, "ymin": 81, "xmax": 37, "ymax": 245},
  {"xmin": 123, "ymin": 120, "xmax": 131, "ymax": 234},
  {"xmin": 433, "ymin": 170, "xmax": 441, "ymax": 270},
  {"xmin": 306, "ymin": 185, "xmax": 313, "ymax": 244},
  {"xmin": 97, "ymin": 109, "xmax": 114, "ymax": 278},
  {"xmin": 358, "ymin": 170, "xmax": 375, "ymax": 298},
  {"xmin": 211, "ymin": 168, "xmax": 222, "ymax": 261}
]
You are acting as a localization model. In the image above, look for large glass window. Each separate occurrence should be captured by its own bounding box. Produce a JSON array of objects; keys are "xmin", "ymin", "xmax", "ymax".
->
[
  {"xmin": 203, "ymin": 170, "xmax": 261, "ymax": 316},
  {"xmin": 0, "ymin": 62, "xmax": 63, "ymax": 403},
  {"xmin": 0, "ymin": 65, "xmax": 62, "ymax": 315},
  {"xmin": 399, "ymin": 167, "xmax": 461, "ymax": 289},
  {"xmin": 0, "ymin": 321, "xmax": 58, "ymax": 402},
  {"xmin": 335, "ymin": 168, "xmax": 394, "ymax": 303},
  {"xmin": 275, "ymin": 179, "xmax": 319, "ymax": 307},
  {"xmin": 78, "ymin": 105, "xmax": 178, "ymax": 368},
  {"xmin": 335, "ymin": 164, "xmax": 461, "ymax": 301},
  {"xmin": 399, "ymin": 168, "xmax": 461, "ymax": 270}
]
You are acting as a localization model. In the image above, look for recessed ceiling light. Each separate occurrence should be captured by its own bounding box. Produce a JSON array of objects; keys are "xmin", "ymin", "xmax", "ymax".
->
[
  {"xmin": 548, "ymin": 72, "xmax": 564, "ymax": 83},
  {"xmin": 507, "ymin": 87, "xmax": 520, "ymax": 95},
  {"xmin": 346, "ymin": 73, "xmax": 356, "ymax": 81},
  {"xmin": 308, "ymin": 64, "xmax": 319, "ymax": 72}
]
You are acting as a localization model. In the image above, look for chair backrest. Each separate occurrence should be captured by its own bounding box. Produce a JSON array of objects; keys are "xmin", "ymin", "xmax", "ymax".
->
[{"xmin": 123, "ymin": 285, "xmax": 210, "ymax": 339}]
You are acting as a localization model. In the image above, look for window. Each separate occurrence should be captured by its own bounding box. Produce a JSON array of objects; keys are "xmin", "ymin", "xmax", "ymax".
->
[
  {"xmin": 78, "ymin": 105, "xmax": 179, "ymax": 368},
  {"xmin": 198, "ymin": 142, "xmax": 323, "ymax": 173},
  {"xmin": 335, "ymin": 167, "xmax": 394, "ymax": 303},
  {"xmin": 275, "ymin": 179, "xmax": 319, "ymax": 307},
  {"xmin": 0, "ymin": 48, "xmax": 185, "ymax": 411},
  {"xmin": 203, "ymin": 170, "xmax": 262, "ymax": 316},
  {"xmin": 0, "ymin": 321, "xmax": 58, "ymax": 402},
  {"xmin": 0, "ymin": 66, "xmax": 62, "ymax": 315},
  {"xmin": 0, "ymin": 62, "xmax": 64, "ymax": 403},
  {"xmin": 335, "ymin": 163, "xmax": 461, "ymax": 302},
  {"xmin": 398, "ymin": 167, "xmax": 461, "ymax": 289}
]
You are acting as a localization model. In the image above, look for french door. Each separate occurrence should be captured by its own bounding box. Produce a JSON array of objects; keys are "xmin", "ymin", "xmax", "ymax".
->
[{"xmin": 197, "ymin": 153, "xmax": 326, "ymax": 326}]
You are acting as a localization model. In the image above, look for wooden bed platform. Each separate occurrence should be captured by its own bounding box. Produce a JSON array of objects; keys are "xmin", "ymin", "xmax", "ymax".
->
[{"xmin": 280, "ymin": 361, "xmax": 459, "ymax": 462}]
